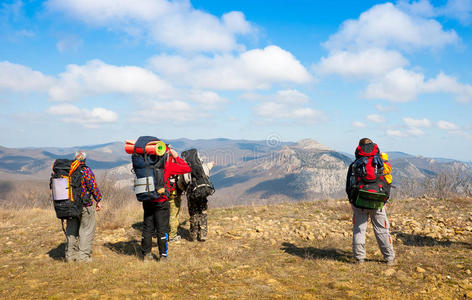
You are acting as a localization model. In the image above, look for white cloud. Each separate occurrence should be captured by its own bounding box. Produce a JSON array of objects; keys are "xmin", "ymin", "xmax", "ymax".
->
[
  {"xmin": 324, "ymin": 2, "xmax": 458, "ymax": 52},
  {"xmin": 403, "ymin": 117, "xmax": 431, "ymax": 128},
  {"xmin": 398, "ymin": 0, "xmax": 472, "ymax": 25},
  {"xmin": 149, "ymin": 46, "xmax": 312, "ymax": 90},
  {"xmin": 443, "ymin": 0, "xmax": 472, "ymax": 25},
  {"xmin": 364, "ymin": 68, "xmax": 472, "ymax": 102},
  {"xmin": 47, "ymin": 104, "xmax": 118, "ymax": 127},
  {"xmin": 186, "ymin": 90, "xmax": 228, "ymax": 110},
  {"xmin": 45, "ymin": 0, "xmax": 253, "ymax": 52},
  {"xmin": 131, "ymin": 99, "xmax": 205, "ymax": 123},
  {"xmin": 317, "ymin": 48, "xmax": 408, "ymax": 78},
  {"xmin": 251, "ymin": 89, "xmax": 325, "ymax": 124},
  {"xmin": 352, "ymin": 121, "xmax": 366, "ymax": 128},
  {"xmin": 0, "ymin": 61, "xmax": 55, "ymax": 92},
  {"xmin": 366, "ymin": 114, "xmax": 385, "ymax": 123},
  {"xmin": 437, "ymin": 120, "xmax": 459, "ymax": 130},
  {"xmin": 49, "ymin": 59, "xmax": 175, "ymax": 101}
]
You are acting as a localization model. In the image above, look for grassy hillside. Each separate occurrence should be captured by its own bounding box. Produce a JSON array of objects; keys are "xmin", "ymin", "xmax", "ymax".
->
[{"xmin": 1, "ymin": 196, "xmax": 472, "ymax": 299}]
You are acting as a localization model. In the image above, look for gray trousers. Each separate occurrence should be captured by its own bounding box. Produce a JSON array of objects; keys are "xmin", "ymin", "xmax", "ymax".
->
[
  {"xmin": 65, "ymin": 206, "xmax": 96, "ymax": 262},
  {"xmin": 352, "ymin": 205, "xmax": 395, "ymax": 261}
]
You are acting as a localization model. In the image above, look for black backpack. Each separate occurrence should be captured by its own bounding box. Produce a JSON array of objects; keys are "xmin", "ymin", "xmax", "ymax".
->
[
  {"xmin": 181, "ymin": 148, "xmax": 215, "ymax": 199},
  {"xmin": 349, "ymin": 143, "xmax": 388, "ymax": 210},
  {"xmin": 50, "ymin": 159, "xmax": 88, "ymax": 219},
  {"xmin": 131, "ymin": 136, "xmax": 169, "ymax": 201}
]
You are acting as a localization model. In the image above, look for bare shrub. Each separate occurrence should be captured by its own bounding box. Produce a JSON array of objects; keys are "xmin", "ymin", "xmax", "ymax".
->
[{"xmin": 393, "ymin": 168, "xmax": 472, "ymax": 200}]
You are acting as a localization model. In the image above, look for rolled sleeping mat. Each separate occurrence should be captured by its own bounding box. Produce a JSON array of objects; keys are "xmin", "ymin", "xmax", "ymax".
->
[
  {"xmin": 145, "ymin": 140, "xmax": 167, "ymax": 156},
  {"xmin": 124, "ymin": 140, "xmax": 136, "ymax": 154},
  {"xmin": 124, "ymin": 140, "xmax": 167, "ymax": 156}
]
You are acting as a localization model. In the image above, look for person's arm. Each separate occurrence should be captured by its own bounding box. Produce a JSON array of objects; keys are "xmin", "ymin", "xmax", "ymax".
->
[
  {"xmin": 83, "ymin": 167, "xmax": 102, "ymax": 206},
  {"xmin": 166, "ymin": 149, "xmax": 191, "ymax": 176}
]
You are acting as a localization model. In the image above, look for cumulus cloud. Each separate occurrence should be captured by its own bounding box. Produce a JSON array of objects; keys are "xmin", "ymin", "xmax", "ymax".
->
[
  {"xmin": 317, "ymin": 48, "xmax": 408, "ymax": 78},
  {"xmin": 324, "ymin": 3, "xmax": 458, "ymax": 52},
  {"xmin": 49, "ymin": 59, "xmax": 175, "ymax": 101},
  {"xmin": 0, "ymin": 61, "xmax": 55, "ymax": 92},
  {"xmin": 386, "ymin": 127, "xmax": 424, "ymax": 137},
  {"xmin": 250, "ymin": 89, "xmax": 325, "ymax": 124},
  {"xmin": 47, "ymin": 104, "xmax": 118, "ymax": 127},
  {"xmin": 403, "ymin": 117, "xmax": 431, "ymax": 128},
  {"xmin": 437, "ymin": 120, "xmax": 459, "ymax": 130},
  {"xmin": 149, "ymin": 46, "xmax": 312, "ymax": 90},
  {"xmin": 131, "ymin": 99, "xmax": 205, "ymax": 123},
  {"xmin": 45, "ymin": 0, "xmax": 253, "ymax": 52},
  {"xmin": 398, "ymin": 0, "xmax": 472, "ymax": 25},
  {"xmin": 364, "ymin": 69, "xmax": 472, "ymax": 102},
  {"xmin": 314, "ymin": 2, "xmax": 469, "ymax": 104}
]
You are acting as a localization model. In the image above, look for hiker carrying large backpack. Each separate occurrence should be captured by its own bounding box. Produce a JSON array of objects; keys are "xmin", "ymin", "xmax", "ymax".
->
[
  {"xmin": 345, "ymin": 138, "xmax": 395, "ymax": 265},
  {"xmin": 125, "ymin": 136, "xmax": 190, "ymax": 261},
  {"xmin": 50, "ymin": 151, "xmax": 102, "ymax": 262},
  {"xmin": 180, "ymin": 148, "xmax": 215, "ymax": 242}
]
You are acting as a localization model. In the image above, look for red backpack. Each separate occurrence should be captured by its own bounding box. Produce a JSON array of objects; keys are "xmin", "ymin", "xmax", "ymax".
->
[{"xmin": 350, "ymin": 143, "xmax": 388, "ymax": 209}]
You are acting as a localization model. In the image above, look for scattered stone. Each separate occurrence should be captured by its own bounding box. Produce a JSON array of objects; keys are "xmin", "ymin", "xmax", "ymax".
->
[
  {"xmin": 383, "ymin": 268, "xmax": 396, "ymax": 276},
  {"xmin": 92, "ymin": 268, "xmax": 99, "ymax": 274},
  {"xmin": 416, "ymin": 267, "xmax": 426, "ymax": 273}
]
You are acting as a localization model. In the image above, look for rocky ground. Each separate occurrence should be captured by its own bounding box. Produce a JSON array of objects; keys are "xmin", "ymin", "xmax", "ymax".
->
[{"xmin": 1, "ymin": 196, "xmax": 472, "ymax": 299}]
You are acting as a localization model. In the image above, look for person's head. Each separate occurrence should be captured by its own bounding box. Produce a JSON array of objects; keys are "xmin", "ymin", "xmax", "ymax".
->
[
  {"xmin": 74, "ymin": 151, "xmax": 86, "ymax": 162},
  {"xmin": 380, "ymin": 152, "xmax": 389, "ymax": 161},
  {"xmin": 358, "ymin": 138, "xmax": 373, "ymax": 145}
]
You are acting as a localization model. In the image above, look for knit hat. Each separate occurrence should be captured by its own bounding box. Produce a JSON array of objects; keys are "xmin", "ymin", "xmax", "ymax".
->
[{"xmin": 74, "ymin": 151, "xmax": 87, "ymax": 162}]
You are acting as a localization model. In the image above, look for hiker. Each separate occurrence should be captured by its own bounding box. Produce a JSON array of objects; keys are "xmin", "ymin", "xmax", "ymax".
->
[
  {"xmin": 64, "ymin": 151, "xmax": 102, "ymax": 262},
  {"xmin": 140, "ymin": 145, "xmax": 190, "ymax": 261},
  {"xmin": 346, "ymin": 138, "xmax": 395, "ymax": 265},
  {"xmin": 180, "ymin": 149, "xmax": 215, "ymax": 242},
  {"xmin": 380, "ymin": 152, "xmax": 393, "ymax": 196}
]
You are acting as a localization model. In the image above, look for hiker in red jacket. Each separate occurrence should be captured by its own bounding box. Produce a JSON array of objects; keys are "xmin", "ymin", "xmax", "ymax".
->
[{"xmin": 141, "ymin": 147, "xmax": 190, "ymax": 261}]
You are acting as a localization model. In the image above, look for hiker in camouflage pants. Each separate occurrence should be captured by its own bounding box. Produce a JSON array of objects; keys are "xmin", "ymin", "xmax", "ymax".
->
[{"xmin": 187, "ymin": 194, "xmax": 208, "ymax": 241}]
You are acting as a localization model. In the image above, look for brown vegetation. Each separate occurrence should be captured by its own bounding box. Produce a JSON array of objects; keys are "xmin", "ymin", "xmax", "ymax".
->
[{"xmin": 1, "ymin": 181, "xmax": 472, "ymax": 298}]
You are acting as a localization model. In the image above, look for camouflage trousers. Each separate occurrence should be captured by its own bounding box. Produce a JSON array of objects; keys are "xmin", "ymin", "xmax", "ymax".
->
[{"xmin": 188, "ymin": 196, "xmax": 208, "ymax": 241}]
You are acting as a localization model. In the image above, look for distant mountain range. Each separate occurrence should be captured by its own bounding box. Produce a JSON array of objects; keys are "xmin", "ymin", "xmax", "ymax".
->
[{"xmin": 1, "ymin": 138, "xmax": 471, "ymax": 205}]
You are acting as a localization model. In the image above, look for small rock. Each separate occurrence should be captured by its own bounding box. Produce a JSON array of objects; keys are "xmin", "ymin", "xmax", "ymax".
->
[
  {"xmin": 416, "ymin": 267, "xmax": 426, "ymax": 273},
  {"xmin": 383, "ymin": 268, "xmax": 396, "ymax": 276},
  {"xmin": 466, "ymin": 270, "xmax": 471, "ymax": 275},
  {"xmin": 92, "ymin": 268, "xmax": 99, "ymax": 274}
]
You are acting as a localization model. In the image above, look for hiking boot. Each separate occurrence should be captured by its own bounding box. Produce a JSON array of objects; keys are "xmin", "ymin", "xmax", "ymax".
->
[
  {"xmin": 169, "ymin": 235, "xmax": 181, "ymax": 243},
  {"xmin": 143, "ymin": 253, "xmax": 154, "ymax": 262},
  {"xmin": 386, "ymin": 259, "xmax": 396, "ymax": 266},
  {"xmin": 159, "ymin": 255, "xmax": 169, "ymax": 262}
]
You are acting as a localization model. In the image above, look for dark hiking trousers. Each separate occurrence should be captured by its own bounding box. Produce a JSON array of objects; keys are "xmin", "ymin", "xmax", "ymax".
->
[{"xmin": 141, "ymin": 201, "xmax": 170, "ymax": 257}]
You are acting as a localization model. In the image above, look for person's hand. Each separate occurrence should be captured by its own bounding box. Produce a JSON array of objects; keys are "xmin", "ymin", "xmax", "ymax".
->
[
  {"xmin": 208, "ymin": 161, "xmax": 215, "ymax": 169},
  {"xmin": 169, "ymin": 149, "xmax": 178, "ymax": 158},
  {"xmin": 96, "ymin": 201, "xmax": 102, "ymax": 211}
]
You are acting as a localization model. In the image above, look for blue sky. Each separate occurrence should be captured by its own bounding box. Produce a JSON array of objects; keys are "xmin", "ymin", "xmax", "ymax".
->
[{"xmin": 1, "ymin": 0, "xmax": 472, "ymax": 161}]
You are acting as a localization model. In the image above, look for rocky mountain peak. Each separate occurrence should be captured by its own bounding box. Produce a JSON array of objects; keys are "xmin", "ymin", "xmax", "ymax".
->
[{"xmin": 294, "ymin": 139, "xmax": 330, "ymax": 151}]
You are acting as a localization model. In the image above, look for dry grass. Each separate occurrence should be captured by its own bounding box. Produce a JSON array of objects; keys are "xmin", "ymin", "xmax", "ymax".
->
[{"xmin": 1, "ymin": 195, "xmax": 472, "ymax": 299}]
